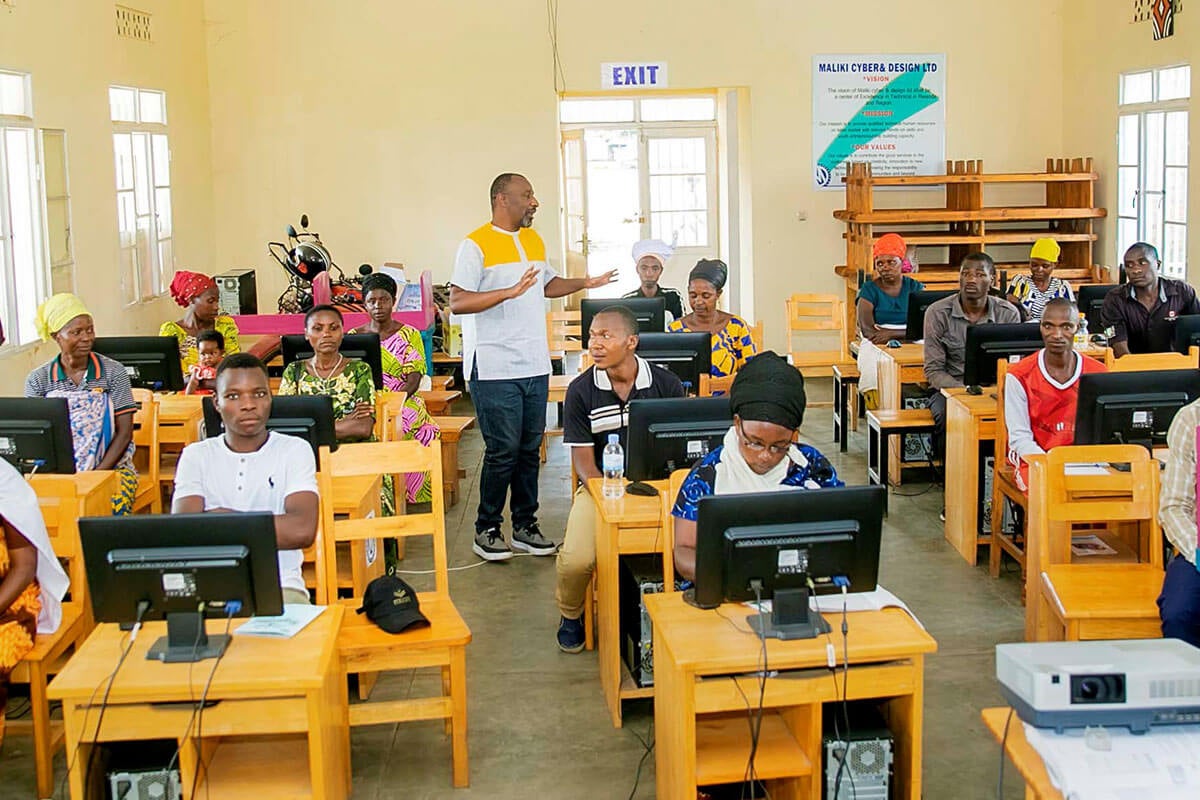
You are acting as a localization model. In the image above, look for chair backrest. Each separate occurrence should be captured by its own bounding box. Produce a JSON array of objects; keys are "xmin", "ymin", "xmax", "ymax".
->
[
  {"xmin": 749, "ymin": 320, "xmax": 764, "ymax": 353},
  {"xmin": 656, "ymin": 468, "xmax": 691, "ymax": 591},
  {"xmin": 130, "ymin": 388, "xmax": 159, "ymax": 486},
  {"xmin": 1105, "ymin": 347, "xmax": 1199, "ymax": 371},
  {"xmin": 547, "ymin": 310, "xmax": 583, "ymax": 354},
  {"xmin": 1039, "ymin": 444, "xmax": 1162, "ymax": 568},
  {"xmin": 28, "ymin": 475, "xmax": 88, "ymax": 616},
  {"xmin": 374, "ymin": 390, "xmax": 408, "ymax": 442},
  {"xmin": 698, "ymin": 374, "xmax": 733, "ymax": 397},
  {"xmin": 786, "ymin": 293, "xmax": 848, "ymax": 376},
  {"xmin": 318, "ymin": 441, "xmax": 447, "ymax": 601},
  {"xmin": 995, "ymin": 359, "xmax": 1010, "ymax": 464}
]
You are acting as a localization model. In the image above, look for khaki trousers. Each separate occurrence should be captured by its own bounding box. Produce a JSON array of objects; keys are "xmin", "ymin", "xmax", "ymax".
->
[{"xmin": 555, "ymin": 486, "xmax": 597, "ymax": 620}]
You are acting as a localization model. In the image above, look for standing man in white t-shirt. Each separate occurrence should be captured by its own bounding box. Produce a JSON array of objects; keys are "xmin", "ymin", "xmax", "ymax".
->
[
  {"xmin": 172, "ymin": 353, "xmax": 319, "ymax": 604},
  {"xmin": 450, "ymin": 173, "xmax": 615, "ymax": 563}
]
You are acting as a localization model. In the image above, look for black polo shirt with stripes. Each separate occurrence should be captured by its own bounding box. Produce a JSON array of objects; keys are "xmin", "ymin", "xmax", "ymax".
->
[{"xmin": 563, "ymin": 356, "xmax": 685, "ymax": 469}]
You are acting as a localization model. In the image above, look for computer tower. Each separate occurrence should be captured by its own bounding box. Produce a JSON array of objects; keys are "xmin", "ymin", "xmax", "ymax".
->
[
  {"xmin": 619, "ymin": 554, "xmax": 683, "ymax": 688},
  {"xmin": 108, "ymin": 768, "xmax": 182, "ymax": 800},
  {"xmin": 900, "ymin": 393, "xmax": 932, "ymax": 463},
  {"xmin": 822, "ymin": 703, "xmax": 893, "ymax": 800},
  {"xmin": 215, "ymin": 268, "xmax": 257, "ymax": 315}
]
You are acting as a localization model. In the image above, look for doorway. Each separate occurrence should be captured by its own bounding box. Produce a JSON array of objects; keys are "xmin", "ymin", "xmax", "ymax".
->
[{"xmin": 559, "ymin": 96, "xmax": 719, "ymax": 301}]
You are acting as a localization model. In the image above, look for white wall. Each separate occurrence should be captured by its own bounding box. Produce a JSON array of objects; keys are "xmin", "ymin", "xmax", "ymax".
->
[{"xmin": 0, "ymin": 0, "xmax": 215, "ymax": 394}]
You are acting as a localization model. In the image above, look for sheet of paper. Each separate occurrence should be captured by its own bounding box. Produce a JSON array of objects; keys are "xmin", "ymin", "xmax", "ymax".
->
[
  {"xmin": 233, "ymin": 604, "xmax": 325, "ymax": 639},
  {"xmin": 1023, "ymin": 723, "xmax": 1200, "ymax": 799},
  {"xmin": 1071, "ymin": 534, "xmax": 1118, "ymax": 557},
  {"xmin": 745, "ymin": 585, "xmax": 924, "ymax": 629},
  {"xmin": 1064, "ymin": 462, "xmax": 1110, "ymax": 476}
]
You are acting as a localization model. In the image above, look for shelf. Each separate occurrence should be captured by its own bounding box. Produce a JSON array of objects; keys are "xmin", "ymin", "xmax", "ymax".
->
[
  {"xmin": 695, "ymin": 712, "xmax": 813, "ymax": 785},
  {"xmin": 850, "ymin": 171, "xmax": 1098, "ymax": 187},
  {"xmin": 198, "ymin": 735, "xmax": 313, "ymax": 799},
  {"xmin": 835, "ymin": 207, "xmax": 1106, "ymax": 224},
  {"xmin": 619, "ymin": 662, "xmax": 656, "ymax": 700}
]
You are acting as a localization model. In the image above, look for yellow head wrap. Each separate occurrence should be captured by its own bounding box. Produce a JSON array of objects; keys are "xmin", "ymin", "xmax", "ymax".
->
[
  {"xmin": 35, "ymin": 293, "xmax": 92, "ymax": 341},
  {"xmin": 1030, "ymin": 238, "xmax": 1061, "ymax": 264}
]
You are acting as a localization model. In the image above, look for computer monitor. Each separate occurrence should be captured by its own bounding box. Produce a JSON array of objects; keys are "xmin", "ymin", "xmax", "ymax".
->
[
  {"xmin": 1076, "ymin": 284, "xmax": 1117, "ymax": 333},
  {"xmin": 280, "ymin": 333, "xmax": 384, "ymax": 390},
  {"xmin": 0, "ymin": 398, "xmax": 76, "ymax": 474},
  {"xmin": 201, "ymin": 395, "xmax": 337, "ymax": 460},
  {"xmin": 580, "ymin": 297, "xmax": 666, "ymax": 347},
  {"xmin": 1172, "ymin": 315, "xmax": 1200, "ymax": 355},
  {"xmin": 962, "ymin": 323, "xmax": 1044, "ymax": 389},
  {"xmin": 79, "ymin": 512, "xmax": 283, "ymax": 663},
  {"xmin": 1074, "ymin": 369, "xmax": 1200, "ymax": 450},
  {"xmin": 92, "ymin": 336, "xmax": 185, "ymax": 391},
  {"xmin": 625, "ymin": 397, "xmax": 731, "ymax": 482},
  {"xmin": 635, "ymin": 332, "xmax": 712, "ymax": 393},
  {"xmin": 688, "ymin": 486, "xmax": 886, "ymax": 640},
  {"xmin": 904, "ymin": 290, "xmax": 957, "ymax": 341}
]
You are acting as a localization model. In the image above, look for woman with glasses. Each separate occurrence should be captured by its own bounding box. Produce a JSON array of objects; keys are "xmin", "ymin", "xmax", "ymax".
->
[{"xmin": 670, "ymin": 351, "xmax": 842, "ymax": 579}]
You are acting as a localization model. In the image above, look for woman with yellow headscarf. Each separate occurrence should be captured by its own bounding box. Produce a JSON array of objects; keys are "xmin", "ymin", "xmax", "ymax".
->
[
  {"xmin": 1006, "ymin": 238, "xmax": 1076, "ymax": 322},
  {"xmin": 23, "ymin": 294, "xmax": 139, "ymax": 515}
]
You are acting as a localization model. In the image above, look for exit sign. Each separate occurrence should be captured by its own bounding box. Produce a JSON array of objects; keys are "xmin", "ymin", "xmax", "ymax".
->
[{"xmin": 601, "ymin": 62, "xmax": 669, "ymax": 89}]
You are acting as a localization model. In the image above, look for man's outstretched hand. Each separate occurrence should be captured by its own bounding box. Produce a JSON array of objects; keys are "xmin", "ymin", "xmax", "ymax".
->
[{"xmin": 584, "ymin": 269, "xmax": 619, "ymax": 289}]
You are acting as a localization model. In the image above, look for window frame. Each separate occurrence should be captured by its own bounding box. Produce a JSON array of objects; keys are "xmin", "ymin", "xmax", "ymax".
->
[{"xmin": 1117, "ymin": 65, "xmax": 1189, "ymax": 279}]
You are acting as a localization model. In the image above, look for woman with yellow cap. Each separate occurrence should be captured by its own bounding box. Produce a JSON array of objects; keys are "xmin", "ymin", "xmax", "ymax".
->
[
  {"xmin": 23, "ymin": 294, "xmax": 139, "ymax": 515},
  {"xmin": 857, "ymin": 233, "xmax": 924, "ymax": 344},
  {"xmin": 1007, "ymin": 238, "xmax": 1075, "ymax": 322}
]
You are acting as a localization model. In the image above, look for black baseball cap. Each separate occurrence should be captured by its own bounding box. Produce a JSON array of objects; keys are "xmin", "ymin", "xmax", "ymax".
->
[{"xmin": 356, "ymin": 575, "xmax": 429, "ymax": 634}]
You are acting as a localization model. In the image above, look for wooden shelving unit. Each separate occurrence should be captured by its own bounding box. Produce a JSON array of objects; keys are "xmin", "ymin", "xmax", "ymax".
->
[{"xmin": 833, "ymin": 158, "xmax": 1111, "ymax": 343}]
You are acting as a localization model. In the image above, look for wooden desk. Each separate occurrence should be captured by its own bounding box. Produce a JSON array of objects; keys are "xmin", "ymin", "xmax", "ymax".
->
[
  {"xmin": 48, "ymin": 607, "xmax": 349, "ymax": 800},
  {"xmin": 588, "ymin": 477, "xmax": 670, "ymax": 728},
  {"xmin": 433, "ymin": 416, "xmax": 476, "ymax": 505},
  {"xmin": 154, "ymin": 394, "xmax": 205, "ymax": 446},
  {"xmin": 982, "ymin": 707, "xmax": 1063, "ymax": 800},
  {"xmin": 420, "ymin": 389, "xmax": 461, "ymax": 416},
  {"xmin": 432, "ymin": 353, "xmax": 462, "ymax": 365},
  {"xmin": 29, "ymin": 470, "xmax": 117, "ymax": 520},
  {"xmin": 943, "ymin": 388, "xmax": 998, "ymax": 565},
  {"xmin": 876, "ymin": 343, "xmax": 927, "ymax": 483},
  {"xmin": 647, "ymin": 597, "xmax": 937, "ymax": 800}
]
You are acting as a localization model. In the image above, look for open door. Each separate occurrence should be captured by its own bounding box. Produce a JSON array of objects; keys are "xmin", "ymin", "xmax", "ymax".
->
[{"xmin": 561, "ymin": 129, "xmax": 588, "ymax": 308}]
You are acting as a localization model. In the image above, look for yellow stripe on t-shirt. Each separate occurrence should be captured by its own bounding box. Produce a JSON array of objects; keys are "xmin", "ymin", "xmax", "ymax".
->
[{"xmin": 467, "ymin": 224, "xmax": 547, "ymax": 268}]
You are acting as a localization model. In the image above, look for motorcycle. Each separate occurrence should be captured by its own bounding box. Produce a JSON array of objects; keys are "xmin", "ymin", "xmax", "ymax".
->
[{"xmin": 268, "ymin": 214, "xmax": 368, "ymax": 313}]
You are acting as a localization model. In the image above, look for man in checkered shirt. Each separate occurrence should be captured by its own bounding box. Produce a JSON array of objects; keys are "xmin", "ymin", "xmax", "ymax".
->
[{"xmin": 1158, "ymin": 397, "xmax": 1200, "ymax": 647}]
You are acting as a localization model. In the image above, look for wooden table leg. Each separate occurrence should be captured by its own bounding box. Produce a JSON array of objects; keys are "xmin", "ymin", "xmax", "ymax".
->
[
  {"xmin": 884, "ymin": 656, "xmax": 925, "ymax": 800},
  {"xmin": 595, "ymin": 505, "xmax": 624, "ymax": 728},
  {"xmin": 652, "ymin": 635, "xmax": 694, "ymax": 800}
]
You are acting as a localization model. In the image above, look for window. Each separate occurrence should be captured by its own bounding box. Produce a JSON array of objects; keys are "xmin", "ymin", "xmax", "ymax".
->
[
  {"xmin": 1118, "ymin": 65, "xmax": 1189, "ymax": 278},
  {"xmin": 111, "ymin": 85, "xmax": 173, "ymax": 303},
  {"xmin": 0, "ymin": 69, "xmax": 60, "ymax": 348}
]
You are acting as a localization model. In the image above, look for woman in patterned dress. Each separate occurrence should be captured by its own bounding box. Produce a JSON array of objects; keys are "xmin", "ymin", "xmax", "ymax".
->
[
  {"xmin": 0, "ymin": 450, "xmax": 70, "ymax": 748},
  {"xmin": 351, "ymin": 272, "xmax": 440, "ymax": 503},
  {"xmin": 24, "ymin": 294, "xmax": 139, "ymax": 514},
  {"xmin": 278, "ymin": 305, "xmax": 395, "ymax": 517},
  {"xmin": 667, "ymin": 259, "xmax": 758, "ymax": 381},
  {"xmin": 1006, "ymin": 238, "xmax": 1075, "ymax": 322},
  {"xmin": 159, "ymin": 270, "xmax": 241, "ymax": 372}
]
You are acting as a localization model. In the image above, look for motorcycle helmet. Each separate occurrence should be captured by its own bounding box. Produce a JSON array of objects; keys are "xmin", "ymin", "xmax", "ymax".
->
[{"xmin": 287, "ymin": 241, "xmax": 331, "ymax": 281}]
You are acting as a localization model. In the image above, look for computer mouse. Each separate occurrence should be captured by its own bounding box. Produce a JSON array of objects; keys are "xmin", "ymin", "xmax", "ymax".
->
[
  {"xmin": 626, "ymin": 481, "xmax": 659, "ymax": 497},
  {"xmin": 886, "ymin": 339, "xmax": 902, "ymax": 349},
  {"xmin": 966, "ymin": 385, "xmax": 983, "ymax": 396}
]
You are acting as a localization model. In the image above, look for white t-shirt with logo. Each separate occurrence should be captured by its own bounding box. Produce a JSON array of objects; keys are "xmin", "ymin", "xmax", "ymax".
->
[{"xmin": 172, "ymin": 431, "xmax": 318, "ymax": 594}]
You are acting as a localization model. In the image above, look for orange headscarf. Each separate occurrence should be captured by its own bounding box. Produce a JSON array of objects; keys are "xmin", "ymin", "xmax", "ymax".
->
[{"xmin": 873, "ymin": 233, "xmax": 907, "ymax": 261}]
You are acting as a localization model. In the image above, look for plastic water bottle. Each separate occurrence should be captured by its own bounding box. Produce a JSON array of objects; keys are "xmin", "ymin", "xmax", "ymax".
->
[
  {"xmin": 602, "ymin": 434, "xmax": 625, "ymax": 499},
  {"xmin": 1074, "ymin": 313, "xmax": 1089, "ymax": 350}
]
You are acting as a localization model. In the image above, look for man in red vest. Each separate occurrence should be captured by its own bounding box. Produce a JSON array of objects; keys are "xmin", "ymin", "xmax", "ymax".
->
[{"xmin": 1004, "ymin": 298, "xmax": 1107, "ymax": 491}]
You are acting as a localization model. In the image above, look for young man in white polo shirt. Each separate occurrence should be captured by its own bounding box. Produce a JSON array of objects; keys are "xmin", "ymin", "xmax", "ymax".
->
[
  {"xmin": 450, "ymin": 172, "xmax": 616, "ymax": 563},
  {"xmin": 172, "ymin": 353, "xmax": 319, "ymax": 605}
]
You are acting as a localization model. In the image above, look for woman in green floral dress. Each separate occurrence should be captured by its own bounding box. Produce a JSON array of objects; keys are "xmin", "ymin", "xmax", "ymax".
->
[{"xmin": 278, "ymin": 304, "xmax": 395, "ymax": 517}]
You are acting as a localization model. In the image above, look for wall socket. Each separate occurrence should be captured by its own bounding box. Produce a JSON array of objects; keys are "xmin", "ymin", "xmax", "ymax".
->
[{"xmin": 795, "ymin": 210, "xmax": 808, "ymax": 222}]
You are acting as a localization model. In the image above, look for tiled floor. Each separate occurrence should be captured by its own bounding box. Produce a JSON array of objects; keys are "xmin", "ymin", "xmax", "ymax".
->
[{"xmin": 0, "ymin": 387, "xmax": 1029, "ymax": 799}]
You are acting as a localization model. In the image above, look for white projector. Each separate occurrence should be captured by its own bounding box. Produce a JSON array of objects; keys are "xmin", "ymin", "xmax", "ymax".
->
[{"xmin": 996, "ymin": 639, "xmax": 1200, "ymax": 733}]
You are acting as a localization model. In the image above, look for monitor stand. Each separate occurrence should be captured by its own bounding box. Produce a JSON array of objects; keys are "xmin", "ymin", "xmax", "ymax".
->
[
  {"xmin": 146, "ymin": 612, "xmax": 231, "ymax": 663},
  {"xmin": 747, "ymin": 587, "xmax": 832, "ymax": 641}
]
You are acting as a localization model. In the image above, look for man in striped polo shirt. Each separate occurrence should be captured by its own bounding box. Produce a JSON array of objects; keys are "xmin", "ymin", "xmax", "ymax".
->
[{"xmin": 450, "ymin": 173, "xmax": 615, "ymax": 562}]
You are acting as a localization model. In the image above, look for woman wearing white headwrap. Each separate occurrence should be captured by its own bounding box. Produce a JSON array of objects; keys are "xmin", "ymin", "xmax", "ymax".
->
[
  {"xmin": 0, "ymin": 458, "xmax": 69, "ymax": 746},
  {"xmin": 623, "ymin": 239, "xmax": 683, "ymax": 323}
]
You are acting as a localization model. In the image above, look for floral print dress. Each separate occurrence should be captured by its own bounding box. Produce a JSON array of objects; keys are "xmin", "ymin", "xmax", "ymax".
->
[{"xmin": 0, "ymin": 526, "xmax": 39, "ymax": 746}]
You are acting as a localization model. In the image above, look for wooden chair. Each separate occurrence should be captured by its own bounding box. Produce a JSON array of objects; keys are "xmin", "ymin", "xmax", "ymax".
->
[
  {"xmin": 989, "ymin": 360, "xmax": 1028, "ymax": 583},
  {"xmin": 317, "ymin": 440, "xmax": 471, "ymax": 787},
  {"xmin": 748, "ymin": 320, "xmax": 764, "ymax": 352},
  {"xmin": 1104, "ymin": 346, "xmax": 1199, "ymax": 371},
  {"xmin": 547, "ymin": 309, "xmax": 583, "ymax": 355},
  {"xmin": 9, "ymin": 476, "xmax": 93, "ymax": 798},
  {"xmin": 786, "ymin": 293, "xmax": 848, "ymax": 380},
  {"xmin": 1029, "ymin": 445, "xmax": 1164, "ymax": 642},
  {"xmin": 129, "ymin": 388, "xmax": 162, "ymax": 513}
]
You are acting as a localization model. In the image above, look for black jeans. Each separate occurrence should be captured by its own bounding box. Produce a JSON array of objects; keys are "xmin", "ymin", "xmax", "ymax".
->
[
  {"xmin": 927, "ymin": 390, "xmax": 947, "ymax": 463},
  {"xmin": 1159, "ymin": 555, "xmax": 1200, "ymax": 648},
  {"xmin": 469, "ymin": 369, "xmax": 548, "ymax": 534}
]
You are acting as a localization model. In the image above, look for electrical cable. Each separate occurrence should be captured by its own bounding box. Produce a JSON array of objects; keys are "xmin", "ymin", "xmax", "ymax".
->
[
  {"xmin": 625, "ymin": 718, "xmax": 654, "ymax": 800},
  {"xmin": 996, "ymin": 707, "xmax": 1015, "ymax": 799},
  {"xmin": 190, "ymin": 610, "xmax": 236, "ymax": 800},
  {"xmin": 165, "ymin": 608, "xmax": 213, "ymax": 778},
  {"xmin": 68, "ymin": 601, "xmax": 149, "ymax": 800},
  {"xmin": 742, "ymin": 582, "xmax": 769, "ymax": 800}
]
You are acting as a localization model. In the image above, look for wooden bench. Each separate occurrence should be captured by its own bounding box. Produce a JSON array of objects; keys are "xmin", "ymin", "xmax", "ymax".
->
[
  {"xmin": 433, "ymin": 416, "xmax": 476, "ymax": 505},
  {"xmin": 831, "ymin": 361, "xmax": 860, "ymax": 453},
  {"xmin": 866, "ymin": 408, "xmax": 936, "ymax": 507}
]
